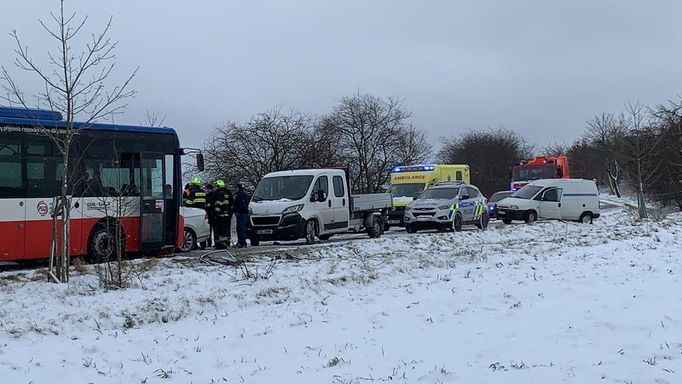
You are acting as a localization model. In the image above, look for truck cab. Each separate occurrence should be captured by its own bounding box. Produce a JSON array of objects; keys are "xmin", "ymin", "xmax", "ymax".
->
[{"xmin": 248, "ymin": 169, "xmax": 390, "ymax": 245}]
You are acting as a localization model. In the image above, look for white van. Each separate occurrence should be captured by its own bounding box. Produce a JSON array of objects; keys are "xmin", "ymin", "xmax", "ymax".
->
[{"xmin": 496, "ymin": 179, "xmax": 600, "ymax": 224}]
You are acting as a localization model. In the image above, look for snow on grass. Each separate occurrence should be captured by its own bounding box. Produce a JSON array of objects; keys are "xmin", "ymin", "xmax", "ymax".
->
[{"xmin": 1, "ymin": 208, "xmax": 681, "ymax": 383}]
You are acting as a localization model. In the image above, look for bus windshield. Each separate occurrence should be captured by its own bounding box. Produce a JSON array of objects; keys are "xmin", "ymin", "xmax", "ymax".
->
[
  {"xmin": 512, "ymin": 165, "xmax": 558, "ymax": 182},
  {"xmin": 417, "ymin": 187, "xmax": 459, "ymax": 200},
  {"xmin": 252, "ymin": 175, "xmax": 314, "ymax": 202},
  {"xmin": 390, "ymin": 183, "xmax": 425, "ymax": 198},
  {"xmin": 512, "ymin": 185, "xmax": 542, "ymax": 199}
]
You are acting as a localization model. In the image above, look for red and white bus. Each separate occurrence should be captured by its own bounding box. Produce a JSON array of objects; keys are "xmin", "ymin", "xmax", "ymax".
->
[{"xmin": 0, "ymin": 107, "xmax": 183, "ymax": 261}]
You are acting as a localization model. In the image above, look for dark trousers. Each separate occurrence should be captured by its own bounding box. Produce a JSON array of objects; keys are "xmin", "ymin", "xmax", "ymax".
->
[
  {"xmin": 214, "ymin": 215, "xmax": 231, "ymax": 248},
  {"xmin": 236, "ymin": 214, "xmax": 248, "ymax": 247}
]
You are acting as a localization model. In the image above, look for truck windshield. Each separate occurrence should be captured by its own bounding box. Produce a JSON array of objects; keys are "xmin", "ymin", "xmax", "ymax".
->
[
  {"xmin": 512, "ymin": 165, "xmax": 558, "ymax": 182},
  {"xmin": 512, "ymin": 185, "xmax": 542, "ymax": 199},
  {"xmin": 252, "ymin": 175, "xmax": 314, "ymax": 202},
  {"xmin": 391, "ymin": 183, "xmax": 425, "ymax": 197},
  {"xmin": 417, "ymin": 187, "xmax": 459, "ymax": 200}
]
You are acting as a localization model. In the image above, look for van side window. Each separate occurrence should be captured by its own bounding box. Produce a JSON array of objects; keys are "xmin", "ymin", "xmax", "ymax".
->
[
  {"xmin": 542, "ymin": 188, "xmax": 562, "ymax": 202},
  {"xmin": 455, "ymin": 171, "xmax": 462, "ymax": 181},
  {"xmin": 332, "ymin": 175, "xmax": 345, "ymax": 197},
  {"xmin": 313, "ymin": 176, "xmax": 329, "ymax": 198}
]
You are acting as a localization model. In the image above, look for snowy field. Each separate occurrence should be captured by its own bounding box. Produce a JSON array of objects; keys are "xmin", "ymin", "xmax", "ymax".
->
[{"xmin": 1, "ymin": 205, "xmax": 681, "ymax": 383}]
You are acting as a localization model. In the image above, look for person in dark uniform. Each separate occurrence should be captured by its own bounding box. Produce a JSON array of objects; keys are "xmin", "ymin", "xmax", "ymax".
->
[
  {"xmin": 233, "ymin": 183, "xmax": 250, "ymax": 248},
  {"xmin": 204, "ymin": 183, "xmax": 215, "ymax": 248},
  {"xmin": 212, "ymin": 179, "xmax": 234, "ymax": 248}
]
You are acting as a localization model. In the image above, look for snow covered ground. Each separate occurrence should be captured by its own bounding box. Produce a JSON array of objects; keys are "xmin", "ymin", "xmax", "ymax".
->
[{"xmin": 1, "ymin": 205, "xmax": 681, "ymax": 383}]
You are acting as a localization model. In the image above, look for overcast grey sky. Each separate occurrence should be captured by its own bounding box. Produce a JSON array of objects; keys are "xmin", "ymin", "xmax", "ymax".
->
[{"xmin": 2, "ymin": 0, "xmax": 682, "ymax": 151}]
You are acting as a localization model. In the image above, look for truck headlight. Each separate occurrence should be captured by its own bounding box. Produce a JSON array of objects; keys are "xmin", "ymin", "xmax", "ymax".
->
[{"xmin": 282, "ymin": 204, "xmax": 305, "ymax": 214}]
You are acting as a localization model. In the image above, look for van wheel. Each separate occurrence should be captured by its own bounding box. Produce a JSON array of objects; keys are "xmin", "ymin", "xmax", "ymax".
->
[
  {"xmin": 305, "ymin": 220, "xmax": 317, "ymax": 244},
  {"xmin": 452, "ymin": 213, "xmax": 463, "ymax": 232},
  {"xmin": 502, "ymin": 219, "xmax": 512, "ymax": 224},
  {"xmin": 249, "ymin": 236, "xmax": 260, "ymax": 246},
  {"xmin": 524, "ymin": 210, "xmax": 537, "ymax": 224},
  {"xmin": 406, "ymin": 224, "xmax": 417, "ymax": 234},
  {"xmin": 368, "ymin": 216, "xmax": 383, "ymax": 238},
  {"xmin": 180, "ymin": 228, "xmax": 197, "ymax": 252},
  {"xmin": 88, "ymin": 223, "xmax": 125, "ymax": 264},
  {"xmin": 476, "ymin": 212, "xmax": 490, "ymax": 230},
  {"xmin": 318, "ymin": 234, "xmax": 331, "ymax": 241},
  {"xmin": 579, "ymin": 212, "xmax": 593, "ymax": 224},
  {"xmin": 384, "ymin": 223, "xmax": 391, "ymax": 232}
]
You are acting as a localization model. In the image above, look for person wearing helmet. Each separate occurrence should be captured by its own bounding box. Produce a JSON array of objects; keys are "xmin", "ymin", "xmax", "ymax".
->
[
  {"xmin": 212, "ymin": 179, "xmax": 234, "ymax": 249},
  {"xmin": 184, "ymin": 177, "xmax": 207, "ymax": 209}
]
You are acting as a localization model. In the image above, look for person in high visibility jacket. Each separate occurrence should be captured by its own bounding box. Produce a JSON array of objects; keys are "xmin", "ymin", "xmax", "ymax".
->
[
  {"xmin": 213, "ymin": 179, "xmax": 234, "ymax": 249},
  {"xmin": 184, "ymin": 177, "xmax": 207, "ymax": 208}
]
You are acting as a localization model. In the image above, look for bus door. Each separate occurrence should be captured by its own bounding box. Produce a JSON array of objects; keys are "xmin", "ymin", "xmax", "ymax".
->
[
  {"xmin": 140, "ymin": 154, "xmax": 166, "ymax": 251},
  {"xmin": 0, "ymin": 137, "xmax": 26, "ymax": 259}
]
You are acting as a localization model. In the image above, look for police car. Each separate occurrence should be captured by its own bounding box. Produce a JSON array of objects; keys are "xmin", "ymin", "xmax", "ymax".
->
[{"xmin": 403, "ymin": 182, "xmax": 489, "ymax": 233}]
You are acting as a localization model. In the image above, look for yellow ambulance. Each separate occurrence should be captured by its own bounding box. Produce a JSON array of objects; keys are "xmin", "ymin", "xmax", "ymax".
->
[{"xmin": 386, "ymin": 164, "xmax": 470, "ymax": 229}]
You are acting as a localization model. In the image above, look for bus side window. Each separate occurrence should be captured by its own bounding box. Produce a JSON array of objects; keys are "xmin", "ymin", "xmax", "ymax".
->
[
  {"xmin": 0, "ymin": 141, "xmax": 23, "ymax": 198},
  {"xmin": 456, "ymin": 171, "xmax": 462, "ymax": 181}
]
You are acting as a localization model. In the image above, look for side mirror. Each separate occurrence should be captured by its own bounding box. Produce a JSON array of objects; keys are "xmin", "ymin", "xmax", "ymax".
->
[
  {"xmin": 460, "ymin": 194, "xmax": 470, "ymax": 200},
  {"xmin": 196, "ymin": 153, "xmax": 205, "ymax": 172}
]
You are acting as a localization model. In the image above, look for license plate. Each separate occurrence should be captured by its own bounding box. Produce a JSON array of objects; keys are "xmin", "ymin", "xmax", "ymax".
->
[
  {"xmin": 257, "ymin": 229, "xmax": 273, "ymax": 235},
  {"xmin": 417, "ymin": 216, "xmax": 432, "ymax": 221},
  {"xmin": 388, "ymin": 220, "xmax": 400, "ymax": 224}
]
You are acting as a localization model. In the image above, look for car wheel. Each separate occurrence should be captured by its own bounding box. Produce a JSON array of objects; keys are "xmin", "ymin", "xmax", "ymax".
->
[
  {"xmin": 318, "ymin": 234, "xmax": 331, "ymax": 241},
  {"xmin": 524, "ymin": 210, "xmax": 537, "ymax": 224},
  {"xmin": 502, "ymin": 219, "xmax": 512, "ymax": 224},
  {"xmin": 249, "ymin": 236, "xmax": 260, "ymax": 246},
  {"xmin": 305, "ymin": 220, "xmax": 317, "ymax": 244},
  {"xmin": 383, "ymin": 223, "xmax": 391, "ymax": 232},
  {"xmin": 452, "ymin": 213, "xmax": 463, "ymax": 232},
  {"xmin": 180, "ymin": 228, "xmax": 197, "ymax": 252},
  {"xmin": 579, "ymin": 212, "xmax": 593, "ymax": 224}
]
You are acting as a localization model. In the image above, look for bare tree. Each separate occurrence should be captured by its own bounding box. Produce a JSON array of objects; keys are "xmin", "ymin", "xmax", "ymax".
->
[
  {"xmin": 584, "ymin": 113, "xmax": 625, "ymax": 197},
  {"xmin": 325, "ymin": 93, "xmax": 430, "ymax": 193},
  {"xmin": 650, "ymin": 99, "xmax": 682, "ymax": 209},
  {"xmin": 1, "ymin": 0, "xmax": 137, "ymax": 282},
  {"xmin": 203, "ymin": 108, "xmax": 321, "ymax": 188},
  {"xmin": 617, "ymin": 101, "xmax": 663, "ymax": 218},
  {"xmin": 541, "ymin": 142, "xmax": 569, "ymax": 157},
  {"xmin": 438, "ymin": 128, "xmax": 532, "ymax": 196}
]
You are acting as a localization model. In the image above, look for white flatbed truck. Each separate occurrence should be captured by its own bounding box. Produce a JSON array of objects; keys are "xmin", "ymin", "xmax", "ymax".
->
[{"xmin": 247, "ymin": 168, "xmax": 392, "ymax": 245}]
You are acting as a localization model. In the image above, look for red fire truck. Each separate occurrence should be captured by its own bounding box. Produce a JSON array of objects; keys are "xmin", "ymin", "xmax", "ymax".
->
[{"xmin": 510, "ymin": 155, "xmax": 570, "ymax": 191}]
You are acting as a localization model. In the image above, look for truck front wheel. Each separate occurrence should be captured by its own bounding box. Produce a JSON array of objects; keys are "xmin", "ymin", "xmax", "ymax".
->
[
  {"xmin": 249, "ymin": 236, "xmax": 260, "ymax": 246},
  {"xmin": 305, "ymin": 220, "xmax": 317, "ymax": 244}
]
